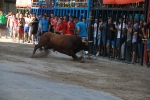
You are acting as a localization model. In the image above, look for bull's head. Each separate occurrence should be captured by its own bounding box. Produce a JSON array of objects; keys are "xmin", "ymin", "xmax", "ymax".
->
[{"xmin": 82, "ymin": 38, "xmax": 93, "ymax": 51}]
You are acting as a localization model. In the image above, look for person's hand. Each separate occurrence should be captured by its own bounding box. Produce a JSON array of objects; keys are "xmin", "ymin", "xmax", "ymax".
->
[
  {"xmin": 115, "ymin": 25, "xmax": 118, "ymax": 29},
  {"xmin": 144, "ymin": 35, "xmax": 148, "ymax": 39},
  {"xmin": 110, "ymin": 27, "xmax": 113, "ymax": 31},
  {"xmin": 126, "ymin": 24, "xmax": 128, "ymax": 29}
]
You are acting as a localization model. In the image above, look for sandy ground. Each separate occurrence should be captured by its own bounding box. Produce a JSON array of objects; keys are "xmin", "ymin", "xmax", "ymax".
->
[{"xmin": 0, "ymin": 36, "xmax": 150, "ymax": 100}]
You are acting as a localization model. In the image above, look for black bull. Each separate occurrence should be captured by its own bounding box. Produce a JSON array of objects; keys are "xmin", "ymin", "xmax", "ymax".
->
[{"xmin": 32, "ymin": 32, "xmax": 92, "ymax": 60}]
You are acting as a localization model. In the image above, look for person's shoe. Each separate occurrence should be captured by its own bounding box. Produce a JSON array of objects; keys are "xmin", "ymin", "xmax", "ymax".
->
[
  {"xmin": 96, "ymin": 52, "xmax": 99, "ymax": 56},
  {"xmin": 120, "ymin": 57, "xmax": 124, "ymax": 60},
  {"xmin": 130, "ymin": 62, "xmax": 135, "ymax": 64}
]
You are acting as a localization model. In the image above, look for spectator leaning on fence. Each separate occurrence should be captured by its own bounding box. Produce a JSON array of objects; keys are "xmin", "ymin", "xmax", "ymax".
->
[
  {"xmin": 137, "ymin": 21, "xmax": 144, "ymax": 63},
  {"xmin": 93, "ymin": 18, "xmax": 101, "ymax": 56},
  {"xmin": 106, "ymin": 18, "xmax": 115, "ymax": 58},
  {"xmin": 121, "ymin": 21, "xmax": 132, "ymax": 62},
  {"xmin": 131, "ymin": 27, "xmax": 138, "ymax": 63},
  {"xmin": 100, "ymin": 18, "xmax": 107, "ymax": 54},
  {"xmin": 115, "ymin": 18, "xmax": 125, "ymax": 59},
  {"xmin": 0, "ymin": 10, "xmax": 7, "ymax": 38},
  {"xmin": 142, "ymin": 22, "xmax": 150, "ymax": 66}
]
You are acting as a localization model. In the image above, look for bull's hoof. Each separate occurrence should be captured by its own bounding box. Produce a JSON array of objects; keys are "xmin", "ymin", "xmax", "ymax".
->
[
  {"xmin": 44, "ymin": 50, "xmax": 50, "ymax": 56},
  {"xmin": 78, "ymin": 56, "xmax": 85, "ymax": 63},
  {"xmin": 39, "ymin": 48, "xmax": 43, "ymax": 51},
  {"xmin": 80, "ymin": 58, "xmax": 85, "ymax": 63},
  {"xmin": 31, "ymin": 54, "xmax": 35, "ymax": 58}
]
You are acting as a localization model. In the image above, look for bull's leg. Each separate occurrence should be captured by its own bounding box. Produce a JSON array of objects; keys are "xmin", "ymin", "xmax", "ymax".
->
[
  {"xmin": 39, "ymin": 47, "xmax": 43, "ymax": 51},
  {"xmin": 72, "ymin": 54, "xmax": 79, "ymax": 60},
  {"xmin": 32, "ymin": 44, "xmax": 45, "ymax": 57},
  {"xmin": 44, "ymin": 45, "xmax": 51, "ymax": 55}
]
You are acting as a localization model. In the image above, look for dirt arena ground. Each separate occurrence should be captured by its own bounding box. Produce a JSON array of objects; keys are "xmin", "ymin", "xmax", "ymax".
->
[{"xmin": 0, "ymin": 37, "xmax": 150, "ymax": 100}]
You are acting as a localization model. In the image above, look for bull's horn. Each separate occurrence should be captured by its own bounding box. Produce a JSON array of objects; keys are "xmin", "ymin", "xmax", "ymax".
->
[{"xmin": 82, "ymin": 40, "xmax": 86, "ymax": 42}]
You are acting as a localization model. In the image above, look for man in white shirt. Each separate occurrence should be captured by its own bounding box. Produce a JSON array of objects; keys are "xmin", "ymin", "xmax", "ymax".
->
[{"xmin": 115, "ymin": 18, "xmax": 125, "ymax": 59}]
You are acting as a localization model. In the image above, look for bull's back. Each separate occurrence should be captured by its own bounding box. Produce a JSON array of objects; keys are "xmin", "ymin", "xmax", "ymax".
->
[{"xmin": 49, "ymin": 33, "xmax": 82, "ymax": 49}]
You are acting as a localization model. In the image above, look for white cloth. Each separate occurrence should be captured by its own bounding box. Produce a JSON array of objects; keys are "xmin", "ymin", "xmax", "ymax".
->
[
  {"xmin": 94, "ymin": 22, "xmax": 101, "ymax": 37},
  {"xmin": 9, "ymin": 16, "xmax": 13, "ymax": 27},
  {"xmin": 117, "ymin": 23, "xmax": 125, "ymax": 38},
  {"xmin": 24, "ymin": 17, "xmax": 30, "ymax": 27}
]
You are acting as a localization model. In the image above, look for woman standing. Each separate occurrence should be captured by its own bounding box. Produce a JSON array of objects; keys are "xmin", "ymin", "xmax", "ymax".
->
[
  {"xmin": 12, "ymin": 14, "xmax": 18, "ymax": 42},
  {"xmin": 18, "ymin": 13, "xmax": 25, "ymax": 43}
]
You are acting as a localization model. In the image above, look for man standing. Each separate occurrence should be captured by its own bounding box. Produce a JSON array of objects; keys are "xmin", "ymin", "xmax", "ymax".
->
[
  {"xmin": 50, "ymin": 13, "xmax": 55, "ymax": 33},
  {"xmin": 55, "ymin": 17, "xmax": 64, "ymax": 34},
  {"xmin": 142, "ymin": 22, "xmax": 150, "ymax": 66},
  {"xmin": 106, "ymin": 19, "xmax": 115, "ymax": 58},
  {"xmin": 74, "ymin": 17, "xmax": 88, "ymax": 57},
  {"xmin": 0, "ymin": 10, "xmax": 7, "ymax": 38},
  {"xmin": 39, "ymin": 15, "xmax": 50, "ymax": 35},
  {"xmin": 63, "ymin": 15, "xmax": 68, "ymax": 35},
  {"xmin": 67, "ymin": 16, "xmax": 75, "ymax": 35}
]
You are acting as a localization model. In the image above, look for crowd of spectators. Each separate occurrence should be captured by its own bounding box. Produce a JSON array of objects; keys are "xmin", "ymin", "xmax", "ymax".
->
[
  {"xmin": 0, "ymin": 10, "xmax": 149, "ymax": 65},
  {"xmin": 91, "ymin": 16, "xmax": 150, "ymax": 65}
]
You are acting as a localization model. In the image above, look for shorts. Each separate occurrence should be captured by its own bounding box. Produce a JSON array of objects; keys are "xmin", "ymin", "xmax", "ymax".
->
[
  {"xmin": 116, "ymin": 38, "xmax": 124, "ymax": 48},
  {"xmin": 132, "ymin": 42, "xmax": 137, "ymax": 52},
  {"xmin": 94, "ymin": 36, "xmax": 101, "ymax": 45},
  {"xmin": 9, "ymin": 26, "xmax": 13, "ymax": 33},
  {"xmin": 97, "ymin": 37, "xmax": 101, "ymax": 45},
  {"xmin": 147, "ymin": 38, "xmax": 150, "ymax": 51},
  {"xmin": 18, "ymin": 27, "xmax": 24, "ymax": 34},
  {"xmin": 30, "ymin": 27, "xmax": 38, "ymax": 35},
  {"xmin": 24, "ymin": 26, "xmax": 29, "ymax": 33},
  {"xmin": 81, "ymin": 37, "xmax": 88, "ymax": 40},
  {"xmin": 94, "ymin": 37, "xmax": 96, "ymax": 44},
  {"xmin": 107, "ymin": 39, "xmax": 115, "ymax": 48},
  {"xmin": 13, "ymin": 28, "xmax": 17, "ymax": 34},
  {"xmin": 0, "ymin": 24, "xmax": 6, "ymax": 30}
]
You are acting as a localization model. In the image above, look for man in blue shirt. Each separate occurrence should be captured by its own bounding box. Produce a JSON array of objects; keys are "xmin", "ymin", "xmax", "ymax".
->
[
  {"xmin": 74, "ymin": 17, "xmax": 87, "ymax": 38},
  {"xmin": 39, "ymin": 15, "xmax": 50, "ymax": 35},
  {"xmin": 74, "ymin": 17, "xmax": 88, "ymax": 58}
]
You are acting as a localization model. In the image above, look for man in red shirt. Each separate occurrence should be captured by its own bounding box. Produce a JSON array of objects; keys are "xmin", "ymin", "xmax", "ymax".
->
[
  {"xmin": 63, "ymin": 15, "xmax": 68, "ymax": 34},
  {"xmin": 50, "ymin": 13, "xmax": 55, "ymax": 32},
  {"xmin": 53, "ymin": 16, "xmax": 58, "ymax": 33},
  {"xmin": 67, "ymin": 16, "xmax": 75, "ymax": 35},
  {"xmin": 55, "ymin": 17, "xmax": 64, "ymax": 34}
]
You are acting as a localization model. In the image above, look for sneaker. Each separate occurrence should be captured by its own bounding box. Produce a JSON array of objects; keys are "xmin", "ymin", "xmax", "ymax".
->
[
  {"xmin": 120, "ymin": 57, "xmax": 124, "ymax": 60},
  {"xmin": 96, "ymin": 52, "xmax": 99, "ymax": 56}
]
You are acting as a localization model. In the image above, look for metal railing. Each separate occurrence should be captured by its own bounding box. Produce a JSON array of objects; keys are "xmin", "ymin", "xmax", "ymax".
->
[{"xmin": 88, "ymin": 8, "xmax": 145, "ymax": 65}]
